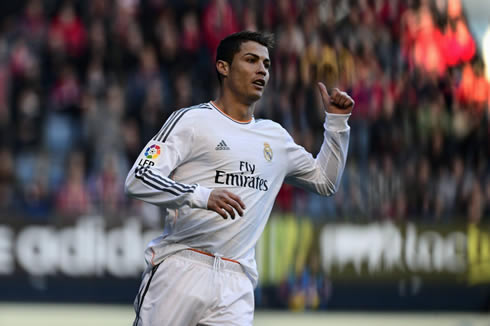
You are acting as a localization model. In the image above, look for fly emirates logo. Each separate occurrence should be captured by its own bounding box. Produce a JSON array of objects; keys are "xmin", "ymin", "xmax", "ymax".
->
[{"xmin": 214, "ymin": 161, "xmax": 269, "ymax": 191}]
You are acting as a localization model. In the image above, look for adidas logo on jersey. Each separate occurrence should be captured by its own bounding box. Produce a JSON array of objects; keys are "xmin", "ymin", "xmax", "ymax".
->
[{"xmin": 215, "ymin": 140, "xmax": 230, "ymax": 150}]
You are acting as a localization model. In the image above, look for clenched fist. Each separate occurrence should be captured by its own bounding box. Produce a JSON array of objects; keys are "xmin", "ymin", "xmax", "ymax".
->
[{"xmin": 317, "ymin": 82, "xmax": 355, "ymax": 114}]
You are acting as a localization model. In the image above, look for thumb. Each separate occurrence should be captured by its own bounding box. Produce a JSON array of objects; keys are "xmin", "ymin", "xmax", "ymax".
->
[{"xmin": 317, "ymin": 82, "xmax": 330, "ymax": 107}]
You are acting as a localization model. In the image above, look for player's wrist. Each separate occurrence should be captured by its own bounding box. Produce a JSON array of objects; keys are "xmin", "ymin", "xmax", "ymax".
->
[
  {"xmin": 326, "ymin": 107, "xmax": 353, "ymax": 114},
  {"xmin": 190, "ymin": 185, "xmax": 212, "ymax": 209},
  {"xmin": 325, "ymin": 112, "xmax": 351, "ymax": 131}
]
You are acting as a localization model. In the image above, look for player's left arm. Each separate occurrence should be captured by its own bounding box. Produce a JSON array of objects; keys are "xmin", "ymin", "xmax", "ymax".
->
[{"xmin": 284, "ymin": 83, "xmax": 354, "ymax": 196}]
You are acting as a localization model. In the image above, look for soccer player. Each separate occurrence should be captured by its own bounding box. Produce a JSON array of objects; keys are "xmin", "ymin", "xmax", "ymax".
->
[{"xmin": 125, "ymin": 31, "xmax": 354, "ymax": 326}]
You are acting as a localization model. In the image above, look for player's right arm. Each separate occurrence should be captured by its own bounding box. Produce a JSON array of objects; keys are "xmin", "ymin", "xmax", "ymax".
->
[
  {"xmin": 124, "ymin": 109, "xmax": 211, "ymax": 209},
  {"xmin": 124, "ymin": 108, "xmax": 245, "ymax": 218}
]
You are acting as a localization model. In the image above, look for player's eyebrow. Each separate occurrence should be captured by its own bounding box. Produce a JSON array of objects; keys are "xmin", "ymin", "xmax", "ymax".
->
[{"xmin": 243, "ymin": 53, "xmax": 270, "ymax": 63}]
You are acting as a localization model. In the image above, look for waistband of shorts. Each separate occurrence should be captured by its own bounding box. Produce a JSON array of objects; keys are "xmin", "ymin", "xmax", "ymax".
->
[{"xmin": 173, "ymin": 249, "xmax": 243, "ymax": 273}]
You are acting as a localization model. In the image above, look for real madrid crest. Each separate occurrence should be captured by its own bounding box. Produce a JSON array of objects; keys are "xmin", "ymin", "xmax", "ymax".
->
[{"xmin": 263, "ymin": 142, "xmax": 273, "ymax": 162}]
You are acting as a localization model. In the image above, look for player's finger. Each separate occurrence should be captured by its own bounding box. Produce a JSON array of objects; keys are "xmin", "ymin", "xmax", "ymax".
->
[
  {"xmin": 317, "ymin": 82, "xmax": 330, "ymax": 107},
  {"xmin": 225, "ymin": 197, "xmax": 244, "ymax": 217},
  {"xmin": 212, "ymin": 204, "xmax": 228, "ymax": 219},
  {"xmin": 346, "ymin": 96, "xmax": 355, "ymax": 108},
  {"xmin": 220, "ymin": 201, "xmax": 236, "ymax": 219},
  {"xmin": 226, "ymin": 191, "xmax": 246, "ymax": 209},
  {"xmin": 329, "ymin": 88, "xmax": 340, "ymax": 102},
  {"xmin": 209, "ymin": 203, "xmax": 228, "ymax": 220},
  {"xmin": 339, "ymin": 92, "xmax": 353, "ymax": 108},
  {"xmin": 345, "ymin": 96, "xmax": 354, "ymax": 108},
  {"xmin": 219, "ymin": 208, "xmax": 229, "ymax": 219},
  {"xmin": 338, "ymin": 96, "xmax": 348, "ymax": 108}
]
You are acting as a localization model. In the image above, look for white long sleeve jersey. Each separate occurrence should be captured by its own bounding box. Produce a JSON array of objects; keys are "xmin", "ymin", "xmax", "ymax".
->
[{"xmin": 125, "ymin": 101, "xmax": 350, "ymax": 287}]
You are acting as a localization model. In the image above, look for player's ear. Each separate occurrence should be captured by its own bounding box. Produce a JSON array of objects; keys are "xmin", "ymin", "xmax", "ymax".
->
[{"xmin": 216, "ymin": 60, "xmax": 230, "ymax": 78}]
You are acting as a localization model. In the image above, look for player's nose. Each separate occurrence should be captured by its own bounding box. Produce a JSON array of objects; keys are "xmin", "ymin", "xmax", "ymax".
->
[{"xmin": 257, "ymin": 62, "xmax": 267, "ymax": 76}]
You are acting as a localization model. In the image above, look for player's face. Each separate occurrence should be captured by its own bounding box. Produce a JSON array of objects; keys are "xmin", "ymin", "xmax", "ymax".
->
[{"xmin": 227, "ymin": 41, "xmax": 270, "ymax": 103}]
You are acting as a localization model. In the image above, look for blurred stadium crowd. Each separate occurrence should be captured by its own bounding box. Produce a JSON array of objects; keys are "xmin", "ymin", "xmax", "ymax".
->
[{"xmin": 0, "ymin": 0, "xmax": 488, "ymax": 225}]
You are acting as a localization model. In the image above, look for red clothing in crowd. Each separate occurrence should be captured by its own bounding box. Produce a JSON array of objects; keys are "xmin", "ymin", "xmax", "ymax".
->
[
  {"xmin": 202, "ymin": 0, "xmax": 239, "ymax": 57},
  {"xmin": 50, "ymin": 8, "xmax": 86, "ymax": 57},
  {"xmin": 442, "ymin": 20, "xmax": 475, "ymax": 67},
  {"xmin": 457, "ymin": 64, "xmax": 489, "ymax": 113}
]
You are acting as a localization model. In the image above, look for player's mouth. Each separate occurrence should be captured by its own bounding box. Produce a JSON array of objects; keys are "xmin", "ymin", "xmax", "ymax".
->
[{"xmin": 252, "ymin": 79, "xmax": 265, "ymax": 90}]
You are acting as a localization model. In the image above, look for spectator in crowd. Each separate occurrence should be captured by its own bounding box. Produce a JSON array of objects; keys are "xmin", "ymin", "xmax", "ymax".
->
[
  {"xmin": 49, "ymin": 1, "xmax": 86, "ymax": 60},
  {"xmin": 0, "ymin": 0, "xmax": 486, "ymax": 229},
  {"xmin": 55, "ymin": 151, "xmax": 91, "ymax": 220},
  {"xmin": 0, "ymin": 148, "xmax": 15, "ymax": 213}
]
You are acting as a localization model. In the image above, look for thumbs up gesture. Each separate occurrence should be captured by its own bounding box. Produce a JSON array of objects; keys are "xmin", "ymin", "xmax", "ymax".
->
[{"xmin": 317, "ymin": 82, "xmax": 355, "ymax": 114}]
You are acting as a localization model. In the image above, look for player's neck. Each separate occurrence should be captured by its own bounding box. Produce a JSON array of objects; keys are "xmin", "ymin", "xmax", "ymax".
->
[{"xmin": 214, "ymin": 91, "xmax": 254, "ymax": 122}]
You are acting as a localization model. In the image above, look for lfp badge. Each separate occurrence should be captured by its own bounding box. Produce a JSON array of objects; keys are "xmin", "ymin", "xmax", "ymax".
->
[{"xmin": 145, "ymin": 144, "xmax": 161, "ymax": 159}]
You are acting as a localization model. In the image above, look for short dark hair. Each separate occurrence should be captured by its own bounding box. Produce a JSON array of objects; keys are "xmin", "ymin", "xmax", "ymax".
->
[{"xmin": 216, "ymin": 31, "xmax": 275, "ymax": 83}]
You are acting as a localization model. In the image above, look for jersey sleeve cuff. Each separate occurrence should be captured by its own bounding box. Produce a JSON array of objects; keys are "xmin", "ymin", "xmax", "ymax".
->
[
  {"xmin": 325, "ymin": 112, "xmax": 351, "ymax": 131},
  {"xmin": 190, "ymin": 184, "xmax": 212, "ymax": 209}
]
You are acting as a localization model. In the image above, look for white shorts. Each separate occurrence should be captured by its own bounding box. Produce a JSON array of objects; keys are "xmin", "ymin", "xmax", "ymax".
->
[{"xmin": 132, "ymin": 249, "xmax": 255, "ymax": 326}]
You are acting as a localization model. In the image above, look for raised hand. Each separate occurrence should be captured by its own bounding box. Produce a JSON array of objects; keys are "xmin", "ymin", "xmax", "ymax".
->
[
  {"xmin": 317, "ymin": 82, "xmax": 355, "ymax": 114},
  {"xmin": 207, "ymin": 189, "xmax": 246, "ymax": 219}
]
